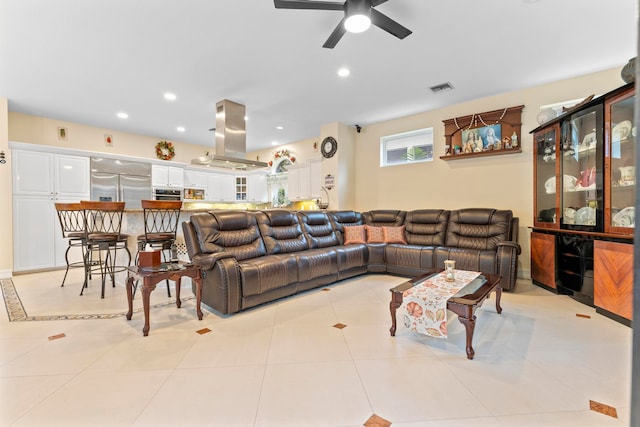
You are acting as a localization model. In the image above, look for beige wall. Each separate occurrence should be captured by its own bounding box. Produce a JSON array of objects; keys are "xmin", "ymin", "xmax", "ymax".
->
[
  {"xmin": 248, "ymin": 67, "xmax": 626, "ymax": 278},
  {"xmin": 353, "ymin": 67, "xmax": 625, "ymax": 277},
  {"xmin": 0, "ymin": 98, "xmax": 11, "ymax": 277},
  {"xmin": 8, "ymin": 113, "xmax": 209, "ymax": 163},
  {"xmin": 251, "ymin": 136, "xmax": 320, "ymax": 171}
]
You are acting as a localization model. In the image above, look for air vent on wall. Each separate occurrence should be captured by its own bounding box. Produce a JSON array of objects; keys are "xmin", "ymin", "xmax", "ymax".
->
[{"xmin": 430, "ymin": 82, "xmax": 454, "ymax": 93}]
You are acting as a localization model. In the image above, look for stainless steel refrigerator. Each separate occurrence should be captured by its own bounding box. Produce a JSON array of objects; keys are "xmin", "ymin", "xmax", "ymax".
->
[{"xmin": 90, "ymin": 157, "xmax": 152, "ymax": 209}]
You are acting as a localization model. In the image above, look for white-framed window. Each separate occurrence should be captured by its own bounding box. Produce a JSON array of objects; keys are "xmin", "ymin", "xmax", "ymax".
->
[{"xmin": 380, "ymin": 127, "xmax": 434, "ymax": 167}]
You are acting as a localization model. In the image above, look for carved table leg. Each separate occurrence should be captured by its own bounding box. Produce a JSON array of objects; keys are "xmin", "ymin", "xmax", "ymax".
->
[
  {"xmin": 389, "ymin": 291, "xmax": 403, "ymax": 337},
  {"xmin": 457, "ymin": 315, "xmax": 477, "ymax": 360},
  {"xmin": 174, "ymin": 276, "xmax": 182, "ymax": 308},
  {"xmin": 141, "ymin": 280, "xmax": 152, "ymax": 337},
  {"xmin": 495, "ymin": 286, "xmax": 503, "ymax": 314},
  {"xmin": 194, "ymin": 275, "xmax": 203, "ymax": 320},
  {"xmin": 125, "ymin": 276, "xmax": 134, "ymax": 321}
]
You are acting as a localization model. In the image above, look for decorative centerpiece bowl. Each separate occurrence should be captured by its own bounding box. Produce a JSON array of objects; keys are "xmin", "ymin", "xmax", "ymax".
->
[{"xmin": 317, "ymin": 202, "xmax": 329, "ymax": 209}]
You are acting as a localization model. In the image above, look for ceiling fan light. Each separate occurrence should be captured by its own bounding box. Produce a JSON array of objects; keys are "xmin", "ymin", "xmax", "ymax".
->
[{"xmin": 344, "ymin": 14, "xmax": 371, "ymax": 33}]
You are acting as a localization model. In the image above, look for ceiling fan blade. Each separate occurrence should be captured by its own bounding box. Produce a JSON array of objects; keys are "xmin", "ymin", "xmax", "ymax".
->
[
  {"xmin": 274, "ymin": 0, "xmax": 344, "ymax": 11},
  {"xmin": 370, "ymin": 8, "xmax": 412, "ymax": 39},
  {"xmin": 322, "ymin": 17, "xmax": 347, "ymax": 48}
]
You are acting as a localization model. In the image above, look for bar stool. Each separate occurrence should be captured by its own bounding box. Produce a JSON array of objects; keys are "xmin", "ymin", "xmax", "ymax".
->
[
  {"xmin": 135, "ymin": 200, "xmax": 183, "ymax": 297},
  {"xmin": 54, "ymin": 202, "xmax": 86, "ymax": 287},
  {"xmin": 80, "ymin": 201, "xmax": 130, "ymax": 298}
]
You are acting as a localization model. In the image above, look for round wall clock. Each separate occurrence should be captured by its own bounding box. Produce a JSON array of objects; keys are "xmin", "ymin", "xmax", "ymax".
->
[{"xmin": 321, "ymin": 136, "xmax": 338, "ymax": 158}]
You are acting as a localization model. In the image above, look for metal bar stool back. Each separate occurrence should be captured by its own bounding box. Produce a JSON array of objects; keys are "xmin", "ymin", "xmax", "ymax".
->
[
  {"xmin": 136, "ymin": 200, "xmax": 183, "ymax": 297},
  {"xmin": 80, "ymin": 201, "xmax": 129, "ymax": 298},
  {"xmin": 54, "ymin": 202, "xmax": 86, "ymax": 287}
]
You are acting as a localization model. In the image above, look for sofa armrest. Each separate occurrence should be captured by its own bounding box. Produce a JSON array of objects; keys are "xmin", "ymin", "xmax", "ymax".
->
[
  {"xmin": 191, "ymin": 252, "xmax": 242, "ymax": 314},
  {"xmin": 496, "ymin": 241, "xmax": 520, "ymax": 291},
  {"xmin": 496, "ymin": 241, "xmax": 521, "ymax": 255},
  {"xmin": 192, "ymin": 252, "xmax": 236, "ymax": 271}
]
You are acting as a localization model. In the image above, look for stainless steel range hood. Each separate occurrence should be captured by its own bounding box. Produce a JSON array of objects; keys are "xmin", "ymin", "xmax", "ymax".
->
[{"xmin": 191, "ymin": 99, "xmax": 269, "ymax": 170}]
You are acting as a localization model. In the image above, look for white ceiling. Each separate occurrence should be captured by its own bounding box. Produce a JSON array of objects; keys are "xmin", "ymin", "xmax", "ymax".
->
[{"xmin": 1, "ymin": 0, "xmax": 637, "ymax": 153}]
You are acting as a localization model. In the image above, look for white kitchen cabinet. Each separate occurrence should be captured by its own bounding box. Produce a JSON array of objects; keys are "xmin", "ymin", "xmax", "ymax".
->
[
  {"xmin": 13, "ymin": 150, "xmax": 89, "ymax": 197},
  {"xmin": 12, "ymin": 150, "xmax": 90, "ymax": 271},
  {"xmin": 287, "ymin": 164, "xmax": 311, "ymax": 201},
  {"xmin": 247, "ymin": 172, "xmax": 268, "ymax": 203},
  {"xmin": 152, "ymin": 164, "xmax": 184, "ymax": 188},
  {"xmin": 184, "ymin": 170, "xmax": 209, "ymax": 189},
  {"xmin": 207, "ymin": 173, "xmax": 236, "ymax": 202}
]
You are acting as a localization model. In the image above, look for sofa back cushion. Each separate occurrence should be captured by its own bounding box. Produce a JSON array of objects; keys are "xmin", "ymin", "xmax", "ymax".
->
[
  {"xmin": 298, "ymin": 211, "xmax": 340, "ymax": 248},
  {"xmin": 404, "ymin": 209, "xmax": 450, "ymax": 246},
  {"xmin": 329, "ymin": 210, "xmax": 364, "ymax": 244},
  {"xmin": 362, "ymin": 210, "xmax": 407, "ymax": 226},
  {"xmin": 190, "ymin": 211, "xmax": 267, "ymax": 261},
  {"xmin": 444, "ymin": 208, "xmax": 513, "ymax": 251},
  {"xmin": 257, "ymin": 210, "xmax": 310, "ymax": 254}
]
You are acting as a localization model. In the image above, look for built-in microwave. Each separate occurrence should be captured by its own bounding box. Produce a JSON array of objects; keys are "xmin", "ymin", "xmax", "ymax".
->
[
  {"xmin": 153, "ymin": 188, "xmax": 182, "ymax": 201},
  {"xmin": 184, "ymin": 187, "xmax": 206, "ymax": 201}
]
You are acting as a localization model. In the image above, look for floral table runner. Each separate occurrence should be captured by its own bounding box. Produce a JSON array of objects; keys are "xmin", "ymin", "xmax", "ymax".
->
[{"xmin": 402, "ymin": 270, "xmax": 481, "ymax": 338}]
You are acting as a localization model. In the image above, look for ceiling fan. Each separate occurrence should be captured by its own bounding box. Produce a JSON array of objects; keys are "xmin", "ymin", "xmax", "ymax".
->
[{"xmin": 274, "ymin": 0, "xmax": 412, "ymax": 48}]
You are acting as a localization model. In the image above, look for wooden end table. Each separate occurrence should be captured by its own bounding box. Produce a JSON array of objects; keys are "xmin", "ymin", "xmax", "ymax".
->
[
  {"xmin": 126, "ymin": 262, "xmax": 203, "ymax": 336},
  {"xmin": 389, "ymin": 270, "xmax": 502, "ymax": 359}
]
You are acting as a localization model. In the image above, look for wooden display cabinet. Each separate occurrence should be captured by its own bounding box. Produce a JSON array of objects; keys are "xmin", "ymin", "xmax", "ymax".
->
[
  {"xmin": 529, "ymin": 83, "xmax": 634, "ymax": 324},
  {"xmin": 530, "ymin": 231, "xmax": 556, "ymax": 290},
  {"xmin": 594, "ymin": 240, "xmax": 633, "ymax": 324}
]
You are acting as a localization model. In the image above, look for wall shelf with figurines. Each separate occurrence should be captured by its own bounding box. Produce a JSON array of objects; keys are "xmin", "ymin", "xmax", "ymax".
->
[{"xmin": 440, "ymin": 105, "xmax": 524, "ymax": 161}]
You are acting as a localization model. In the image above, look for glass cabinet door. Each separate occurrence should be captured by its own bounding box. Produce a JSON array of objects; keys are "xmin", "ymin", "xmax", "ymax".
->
[
  {"xmin": 534, "ymin": 125, "xmax": 560, "ymax": 228},
  {"xmin": 560, "ymin": 105, "xmax": 603, "ymax": 231},
  {"xmin": 606, "ymin": 88, "xmax": 635, "ymax": 234}
]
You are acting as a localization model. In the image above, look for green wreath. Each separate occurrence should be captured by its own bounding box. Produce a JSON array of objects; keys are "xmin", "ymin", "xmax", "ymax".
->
[{"xmin": 155, "ymin": 141, "xmax": 175, "ymax": 161}]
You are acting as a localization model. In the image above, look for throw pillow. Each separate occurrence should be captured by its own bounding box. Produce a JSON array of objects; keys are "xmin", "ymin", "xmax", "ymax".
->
[
  {"xmin": 366, "ymin": 225, "xmax": 385, "ymax": 243},
  {"xmin": 343, "ymin": 225, "xmax": 366, "ymax": 245},
  {"xmin": 383, "ymin": 225, "xmax": 407, "ymax": 244}
]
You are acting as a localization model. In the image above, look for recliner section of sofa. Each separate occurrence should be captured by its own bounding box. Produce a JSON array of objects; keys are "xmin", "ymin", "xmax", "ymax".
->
[{"xmin": 183, "ymin": 208, "xmax": 520, "ymax": 315}]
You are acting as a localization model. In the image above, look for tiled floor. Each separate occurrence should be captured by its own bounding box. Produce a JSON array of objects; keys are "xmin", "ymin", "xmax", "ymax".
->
[{"xmin": 0, "ymin": 269, "xmax": 632, "ymax": 426}]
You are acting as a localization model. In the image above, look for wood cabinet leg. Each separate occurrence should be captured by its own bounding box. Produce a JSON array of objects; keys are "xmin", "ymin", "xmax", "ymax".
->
[{"xmin": 457, "ymin": 315, "xmax": 476, "ymax": 359}]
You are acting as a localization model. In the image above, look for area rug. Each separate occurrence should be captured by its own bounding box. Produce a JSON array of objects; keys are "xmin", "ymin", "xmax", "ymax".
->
[{"xmin": 1, "ymin": 278, "xmax": 193, "ymax": 322}]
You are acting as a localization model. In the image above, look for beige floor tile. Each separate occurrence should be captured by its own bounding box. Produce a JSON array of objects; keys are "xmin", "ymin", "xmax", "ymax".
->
[
  {"xmin": 255, "ymin": 360, "xmax": 372, "ymax": 427},
  {"xmin": 0, "ymin": 375, "xmax": 74, "ymax": 426}
]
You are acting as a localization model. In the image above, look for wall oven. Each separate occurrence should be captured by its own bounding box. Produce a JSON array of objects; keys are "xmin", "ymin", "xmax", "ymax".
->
[{"xmin": 153, "ymin": 188, "xmax": 182, "ymax": 201}]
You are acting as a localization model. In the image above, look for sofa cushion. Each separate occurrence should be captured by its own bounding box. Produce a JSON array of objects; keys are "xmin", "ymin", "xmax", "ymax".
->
[
  {"xmin": 404, "ymin": 209, "xmax": 450, "ymax": 246},
  {"xmin": 298, "ymin": 211, "xmax": 341, "ymax": 248},
  {"xmin": 445, "ymin": 208, "xmax": 513, "ymax": 251},
  {"xmin": 343, "ymin": 225, "xmax": 366, "ymax": 245},
  {"xmin": 363, "ymin": 210, "xmax": 407, "ymax": 226},
  {"xmin": 295, "ymin": 247, "xmax": 339, "ymax": 282},
  {"xmin": 366, "ymin": 225, "xmax": 385, "ymax": 243},
  {"xmin": 434, "ymin": 247, "xmax": 496, "ymax": 275},
  {"xmin": 238, "ymin": 254, "xmax": 298, "ymax": 297},
  {"xmin": 383, "ymin": 226, "xmax": 407, "ymax": 244},
  {"xmin": 190, "ymin": 211, "xmax": 267, "ymax": 261},
  {"xmin": 257, "ymin": 210, "xmax": 310, "ymax": 254}
]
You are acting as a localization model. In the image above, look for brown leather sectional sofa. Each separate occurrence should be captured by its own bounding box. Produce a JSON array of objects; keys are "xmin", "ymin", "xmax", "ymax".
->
[{"xmin": 182, "ymin": 208, "xmax": 521, "ymax": 315}]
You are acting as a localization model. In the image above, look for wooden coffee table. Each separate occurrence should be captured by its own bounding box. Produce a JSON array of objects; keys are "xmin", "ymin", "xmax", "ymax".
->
[
  {"xmin": 126, "ymin": 262, "xmax": 203, "ymax": 336},
  {"xmin": 389, "ymin": 270, "xmax": 502, "ymax": 359}
]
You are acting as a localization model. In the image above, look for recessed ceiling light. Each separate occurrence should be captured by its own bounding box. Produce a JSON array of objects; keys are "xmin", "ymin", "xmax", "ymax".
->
[
  {"xmin": 272, "ymin": 141, "xmax": 279, "ymax": 146},
  {"xmin": 276, "ymin": 126, "xmax": 284, "ymax": 130},
  {"xmin": 117, "ymin": 112, "xmax": 128, "ymax": 119},
  {"xmin": 164, "ymin": 92, "xmax": 177, "ymax": 101},
  {"xmin": 338, "ymin": 67, "xmax": 350, "ymax": 77},
  {"xmin": 244, "ymin": 115, "xmax": 249, "ymax": 121},
  {"xmin": 177, "ymin": 126, "xmax": 185, "ymax": 132}
]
